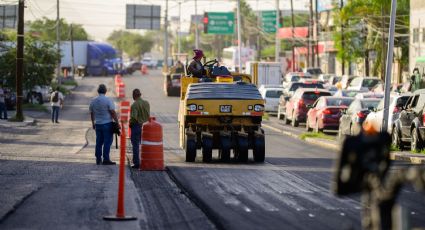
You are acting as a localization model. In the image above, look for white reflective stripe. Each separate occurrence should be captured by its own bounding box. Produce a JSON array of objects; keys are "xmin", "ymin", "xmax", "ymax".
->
[{"xmin": 142, "ymin": 140, "xmax": 163, "ymax": 145}]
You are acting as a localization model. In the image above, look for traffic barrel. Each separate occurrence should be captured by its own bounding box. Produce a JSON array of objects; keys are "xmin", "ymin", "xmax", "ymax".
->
[
  {"xmin": 114, "ymin": 74, "xmax": 122, "ymax": 85},
  {"xmin": 140, "ymin": 117, "xmax": 164, "ymax": 171},
  {"xmin": 141, "ymin": 64, "xmax": 148, "ymax": 75},
  {"xmin": 117, "ymin": 81, "xmax": 125, "ymax": 98},
  {"xmin": 119, "ymin": 101, "xmax": 130, "ymax": 123}
]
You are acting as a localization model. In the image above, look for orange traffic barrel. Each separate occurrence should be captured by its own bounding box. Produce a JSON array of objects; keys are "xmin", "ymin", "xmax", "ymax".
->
[
  {"xmin": 140, "ymin": 117, "xmax": 164, "ymax": 170},
  {"xmin": 117, "ymin": 82, "xmax": 125, "ymax": 98},
  {"xmin": 114, "ymin": 74, "xmax": 122, "ymax": 85},
  {"xmin": 119, "ymin": 101, "xmax": 130, "ymax": 122}
]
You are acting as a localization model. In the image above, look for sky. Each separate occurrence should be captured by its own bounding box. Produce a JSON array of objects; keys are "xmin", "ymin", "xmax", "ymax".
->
[{"xmin": 20, "ymin": 0, "xmax": 309, "ymax": 41}]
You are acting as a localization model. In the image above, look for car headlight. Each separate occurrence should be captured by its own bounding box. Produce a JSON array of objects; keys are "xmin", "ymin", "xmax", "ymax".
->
[
  {"xmin": 187, "ymin": 104, "xmax": 197, "ymax": 111},
  {"xmin": 254, "ymin": 104, "xmax": 264, "ymax": 112}
]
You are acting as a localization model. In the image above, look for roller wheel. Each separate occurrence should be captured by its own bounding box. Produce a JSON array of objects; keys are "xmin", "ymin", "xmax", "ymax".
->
[
  {"xmin": 253, "ymin": 135, "xmax": 265, "ymax": 163},
  {"xmin": 219, "ymin": 136, "xmax": 231, "ymax": 162},
  {"xmin": 235, "ymin": 136, "xmax": 248, "ymax": 162},
  {"xmin": 202, "ymin": 136, "xmax": 213, "ymax": 163},
  {"xmin": 185, "ymin": 138, "xmax": 196, "ymax": 162}
]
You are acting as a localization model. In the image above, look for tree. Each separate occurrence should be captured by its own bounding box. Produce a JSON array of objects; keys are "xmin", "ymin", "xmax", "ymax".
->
[
  {"xmin": 333, "ymin": 0, "xmax": 409, "ymax": 78},
  {"xmin": 107, "ymin": 30, "xmax": 154, "ymax": 59},
  {"xmin": 27, "ymin": 17, "xmax": 89, "ymax": 41},
  {"xmin": 0, "ymin": 30, "xmax": 57, "ymax": 91}
]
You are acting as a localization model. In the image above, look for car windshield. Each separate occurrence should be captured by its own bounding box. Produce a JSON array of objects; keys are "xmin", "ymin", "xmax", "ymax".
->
[
  {"xmin": 265, "ymin": 90, "xmax": 283, "ymax": 98},
  {"xmin": 303, "ymin": 92, "xmax": 330, "ymax": 100},
  {"xmin": 360, "ymin": 100, "xmax": 380, "ymax": 109},
  {"xmin": 289, "ymin": 83, "xmax": 324, "ymax": 92},
  {"xmin": 291, "ymin": 76, "xmax": 300, "ymax": 82},
  {"xmin": 326, "ymin": 98, "xmax": 353, "ymax": 106},
  {"xmin": 343, "ymin": 90, "xmax": 360, "ymax": 97},
  {"xmin": 362, "ymin": 79, "xmax": 380, "ymax": 88}
]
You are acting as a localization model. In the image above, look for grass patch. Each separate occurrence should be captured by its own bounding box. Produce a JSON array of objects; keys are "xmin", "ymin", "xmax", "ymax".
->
[
  {"xmin": 22, "ymin": 103, "xmax": 49, "ymax": 112},
  {"xmin": 390, "ymin": 145, "xmax": 401, "ymax": 152},
  {"xmin": 299, "ymin": 132, "xmax": 335, "ymax": 141},
  {"xmin": 262, "ymin": 112, "xmax": 270, "ymax": 121},
  {"xmin": 411, "ymin": 149, "xmax": 425, "ymax": 154}
]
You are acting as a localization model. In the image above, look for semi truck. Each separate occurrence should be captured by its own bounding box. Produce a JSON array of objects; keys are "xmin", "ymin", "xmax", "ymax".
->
[{"xmin": 60, "ymin": 41, "xmax": 122, "ymax": 76}]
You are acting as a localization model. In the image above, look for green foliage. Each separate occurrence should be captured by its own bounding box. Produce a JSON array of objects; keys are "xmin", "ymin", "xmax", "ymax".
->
[
  {"xmin": 107, "ymin": 30, "xmax": 154, "ymax": 59},
  {"xmin": 299, "ymin": 132, "xmax": 335, "ymax": 141},
  {"xmin": 0, "ymin": 30, "xmax": 57, "ymax": 91},
  {"xmin": 27, "ymin": 17, "xmax": 89, "ymax": 41},
  {"xmin": 333, "ymin": 0, "xmax": 410, "ymax": 77}
]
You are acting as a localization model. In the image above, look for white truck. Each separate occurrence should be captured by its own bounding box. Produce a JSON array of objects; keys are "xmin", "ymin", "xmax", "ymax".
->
[{"xmin": 246, "ymin": 62, "xmax": 282, "ymax": 87}]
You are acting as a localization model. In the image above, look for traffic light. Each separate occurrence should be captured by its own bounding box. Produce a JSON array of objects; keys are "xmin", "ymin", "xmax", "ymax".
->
[{"xmin": 203, "ymin": 12, "xmax": 208, "ymax": 34}]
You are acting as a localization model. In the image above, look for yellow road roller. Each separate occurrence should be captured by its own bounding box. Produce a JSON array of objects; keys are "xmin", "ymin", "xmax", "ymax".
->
[{"xmin": 178, "ymin": 59, "xmax": 265, "ymax": 163}]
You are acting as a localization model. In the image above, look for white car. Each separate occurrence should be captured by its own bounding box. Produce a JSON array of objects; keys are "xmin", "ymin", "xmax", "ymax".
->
[
  {"xmin": 141, "ymin": 58, "xmax": 158, "ymax": 68},
  {"xmin": 347, "ymin": 76, "xmax": 383, "ymax": 91},
  {"xmin": 365, "ymin": 93, "xmax": 411, "ymax": 133},
  {"xmin": 259, "ymin": 87, "xmax": 283, "ymax": 114},
  {"xmin": 24, "ymin": 85, "xmax": 52, "ymax": 104}
]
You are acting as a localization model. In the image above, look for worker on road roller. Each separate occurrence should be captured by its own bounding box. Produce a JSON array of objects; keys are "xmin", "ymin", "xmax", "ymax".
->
[{"xmin": 187, "ymin": 49, "xmax": 207, "ymax": 78}]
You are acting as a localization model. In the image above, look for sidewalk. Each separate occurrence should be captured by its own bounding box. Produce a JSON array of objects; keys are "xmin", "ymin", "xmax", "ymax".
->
[{"xmin": 262, "ymin": 122, "xmax": 425, "ymax": 165}]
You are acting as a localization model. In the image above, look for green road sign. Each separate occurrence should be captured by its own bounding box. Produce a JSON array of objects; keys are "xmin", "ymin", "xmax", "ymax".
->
[
  {"xmin": 261, "ymin": 10, "xmax": 277, "ymax": 33},
  {"xmin": 205, "ymin": 12, "xmax": 234, "ymax": 34}
]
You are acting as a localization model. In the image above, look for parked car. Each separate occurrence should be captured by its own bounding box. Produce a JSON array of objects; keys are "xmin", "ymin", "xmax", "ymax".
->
[
  {"xmin": 354, "ymin": 92, "xmax": 384, "ymax": 99},
  {"xmin": 328, "ymin": 76, "xmax": 342, "ymax": 86},
  {"xmin": 23, "ymin": 85, "xmax": 52, "ymax": 104},
  {"xmin": 318, "ymin": 74, "xmax": 336, "ymax": 85},
  {"xmin": 339, "ymin": 75, "xmax": 357, "ymax": 89},
  {"xmin": 141, "ymin": 57, "xmax": 158, "ymax": 68},
  {"xmin": 338, "ymin": 98, "xmax": 381, "ymax": 138},
  {"xmin": 393, "ymin": 89, "xmax": 425, "ymax": 151},
  {"xmin": 125, "ymin": 61, "xmax": 142, "ymax": 74},
  {"xmin": 306, "ymin": 96, "xmax": 354, "ymax": 132},
  {"xmin": 277, "ymin": 82, "xmax": 325, "ymax": 119},
  {"xmin": 283, "ymin": 88, "xmax": 332, "ymax": 127},
  {"xmin": 259, "ymin": 87, "xmax": 283, "ymax": 114},
  {"xmin": 164, "ymin": 73, "xmax": 182, "ymax": 96},
  {"xmin": 333, "ymin": 89, "xmax": 368, "ymax": 98},
  {"xmin": 365, "ymin": 94, "xmax": 411, "ymax": 141},
  {"xmin": 282, "ymin": 72, "xmax": 312, "ymax": 88},
  {"xmin": 347, "ymin": 76, "xmax": 383, "ymax": 91}
]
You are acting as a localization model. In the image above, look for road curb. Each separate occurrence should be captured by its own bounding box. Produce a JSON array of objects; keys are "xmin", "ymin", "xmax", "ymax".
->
[{"xmin": 263, "ymin": 123, "xmax": 425, "ymax": 164}]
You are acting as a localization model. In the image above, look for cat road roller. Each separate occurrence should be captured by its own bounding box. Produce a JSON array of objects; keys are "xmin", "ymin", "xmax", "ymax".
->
[{"xmin": 178, "ymin": 59, "xmax": 265, "ymax": 163}]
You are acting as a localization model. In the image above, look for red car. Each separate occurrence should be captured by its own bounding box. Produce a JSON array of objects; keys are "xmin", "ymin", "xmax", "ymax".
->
[
  {"xmin": 306, "ymin": 96, "xmax": 354, "ymax": 132},
  {"xmin": 284, "ymin": 88, "xmax": 331, "ymax": 127}
]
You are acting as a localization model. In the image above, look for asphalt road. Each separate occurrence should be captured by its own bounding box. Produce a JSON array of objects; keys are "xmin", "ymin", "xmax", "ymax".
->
[{"xmin": 122, "ymin": 70, "xmax": 425, "ymax": 230}]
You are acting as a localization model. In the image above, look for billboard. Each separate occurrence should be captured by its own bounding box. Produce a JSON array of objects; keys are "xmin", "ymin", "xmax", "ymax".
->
[
  {"xmin": 0, "ymin": 4, "xmax": 18, "ymax": 29},
  {"xmin": 126, "ymin": 4, "xmax": 161, "ymax": 30}
]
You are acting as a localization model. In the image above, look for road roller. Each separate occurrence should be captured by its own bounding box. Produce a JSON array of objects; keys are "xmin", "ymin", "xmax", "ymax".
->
[{"xmin": 178, "ymin": 59, "xmax": 265, "ymax": 163}]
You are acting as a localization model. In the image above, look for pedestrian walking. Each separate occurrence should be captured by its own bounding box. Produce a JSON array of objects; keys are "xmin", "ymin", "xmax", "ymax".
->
[
  {"xmin": 0, "ymin": 83, "xmax": 7, "ymax": 120},
  {"xmin": 129, "ymin": 88, "xmax": 150, "ymax": 169},
  {"xmin": 89, "ymin": 84, "xmax": 119, "ymax": 165},
  {"xmin": 50, "ymin": 87, "xmax": 64, "ymax": 123}
]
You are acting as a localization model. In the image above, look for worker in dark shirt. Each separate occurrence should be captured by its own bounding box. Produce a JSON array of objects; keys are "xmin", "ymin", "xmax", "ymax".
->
[{"xmin": 187, "ymin": 49, "xmax": 206, "ymax": 78}]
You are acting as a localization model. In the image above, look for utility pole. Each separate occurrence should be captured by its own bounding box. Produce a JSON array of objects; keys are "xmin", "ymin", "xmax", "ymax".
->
[
  {"xmin": 237, "ymin": 0, "xmax": 242, "ymax": 72},
  {"xmin": 195, "ymin": 0, "xmax": 199, "ymax": 49},
  {"xmin": 164, "ymin": 0, "xmax": 169, "ymax": 72},
  {"xmin": 15, "ymin": 0, "xmax": 24, "ymax": 121},
  {"xmin": 382, "ymin": 0, "xmax": 397, "ymax": 133},
  {"xmin": 275, "ymin": 0, "xmax": 280, "ymax": 62},
  {"xmin": 56, "ymin": 0, "xmax": 61, "ymax": 84},
  {"xmin": 381, "ymin": 5, "xmax": 386, "ymax": 79},
  {"xmin": 256, "ymin": 0, "xmax": 261, "ymax": 61},
  {"xmin": 340, "ymin": 0, "xmax": 345, "ymax": 75},
  {"xmin": 290, "ymin": 0, "xmax": 295, "ymax": 71},
  {"xmin": 70, "ymin": 24, "xmax": 75, "ymax": 79},
  {"xmin": 315, "ymin": 0, "xmax": 320, "ymax": 67},
  {"xmin": 308, "ymin": 0, "xmax": 313, "ymax": 67},
  {"xmin": 177, "ymin": 1, "xmax": 181, "ymax": 54}
]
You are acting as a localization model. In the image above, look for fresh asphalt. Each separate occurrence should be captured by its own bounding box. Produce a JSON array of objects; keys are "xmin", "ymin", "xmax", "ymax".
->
[{"xmin": 122, "ymin": 69, "xmax": 425, "ymax": 230}]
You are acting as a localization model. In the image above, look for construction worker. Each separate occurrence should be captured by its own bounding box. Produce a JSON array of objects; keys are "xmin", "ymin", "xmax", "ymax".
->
[{"xmin": 187, "ymin": 49, "xmax": 206, "ymax": 78}]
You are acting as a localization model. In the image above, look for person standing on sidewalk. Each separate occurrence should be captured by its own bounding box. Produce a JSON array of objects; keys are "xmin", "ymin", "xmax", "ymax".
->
[
  {"xmin": 89, "ymin": 84, "xmax": 119, "ymax": 165},
  {"xmin": 129, "ymin": 88, "xmax": 150, "ymax": 168},
  {"xmin": 50, "ymin": 87, "xmax": 64, "ymax": 123},
  {"xmin": 0, "ymin": 84, "xmax": 7, "ymax": 120}
]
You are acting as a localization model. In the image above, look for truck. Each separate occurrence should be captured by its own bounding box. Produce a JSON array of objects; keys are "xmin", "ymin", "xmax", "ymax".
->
[
  {"xmin": 245, "ymin": 62, "xmax": 282, "ymax": 87},
  {"xmin": 60, "ymin": 41, "xmax": 122, "ymax": 76},
  {"xmin": 221, "ymin": 46, "xmax": 256, "ymax": 71}
]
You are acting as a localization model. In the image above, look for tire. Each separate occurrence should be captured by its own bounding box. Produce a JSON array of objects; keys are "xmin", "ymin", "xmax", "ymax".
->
[
  {"xmin": 202, "ymin": 136, "xmax": 213, "ymax": 163},
  {"xmin": 284, "ymin": 112, "xmax": 290, "ymax": 125},
  {"xmin": 253, "ymin": 135, "xmax": 265, "ymax": 163},
  {"xmin": 291, "ymin": 111, "xmax": 299, "ymax": 127},
  {"xmin": 391, "ymin": 127, "xmax": 403, "ymax": 150},
  {"xmin": 219, "ymin": 136, "xmax": 231, "ymax": 162},
  {"xmin": 235, "ymin": 136, "xmax": 248, "ymax": 162},
  {"xmin": 411, "ymin": 128, "xmax": 422, "ymax": 152},
  {"xmin": 185, "ymin": 138, "xmax": 196, "ymax": 162},
  {"xmin": 306, "ymin": 119, "xmax": 312, "ymax": 132}
]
